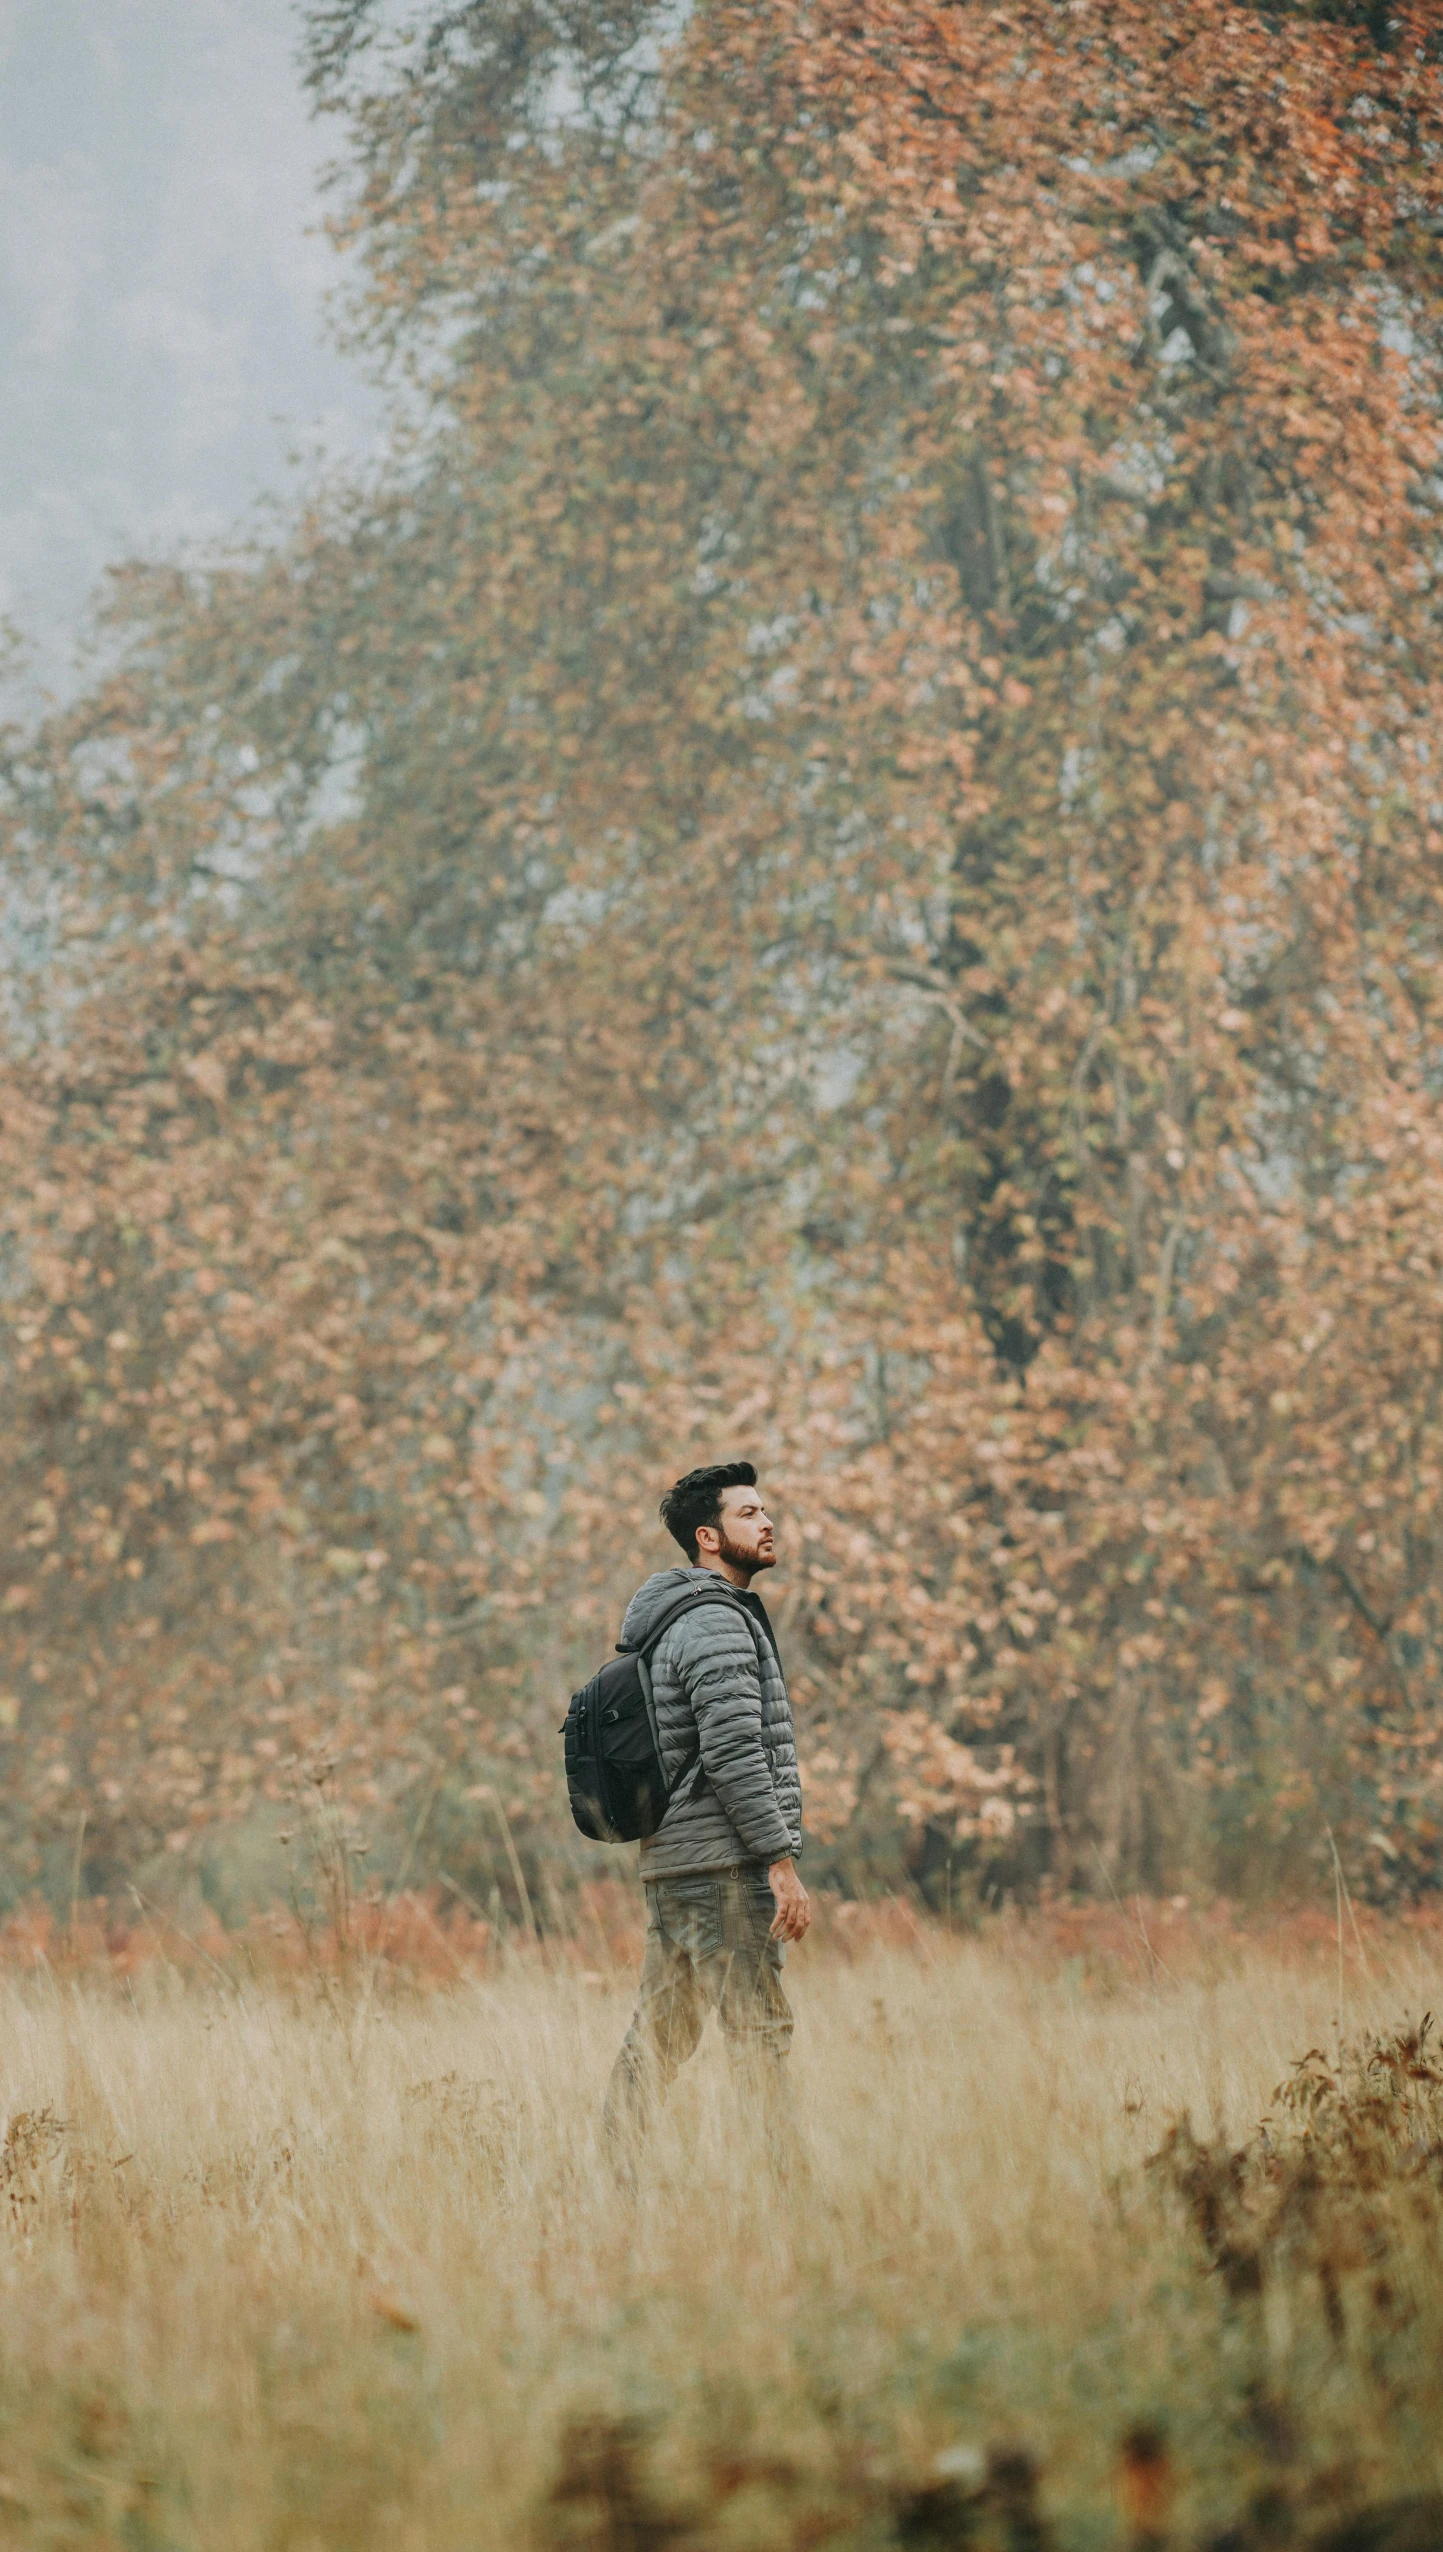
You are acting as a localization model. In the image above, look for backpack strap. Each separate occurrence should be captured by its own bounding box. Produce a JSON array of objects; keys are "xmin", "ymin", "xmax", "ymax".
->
[
  {"xmin": 619, "ymin": 1582, "xmax": 751, "ymax": 1663},
  {"xmin": 622, "ymin": 1585, "xmax": 765, "ymax": 1810}
]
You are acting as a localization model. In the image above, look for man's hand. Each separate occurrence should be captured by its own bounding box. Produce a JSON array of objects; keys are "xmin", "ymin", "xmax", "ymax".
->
[{"xmin": 767, "ymin": 1857, "xmax": 811, "ymax": 1943}]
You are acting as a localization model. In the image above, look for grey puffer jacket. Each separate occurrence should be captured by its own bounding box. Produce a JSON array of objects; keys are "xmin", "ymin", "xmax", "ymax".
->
[{"xmin": 620, "ymin": 1566, "xmax": 803, "ymax": 1881}]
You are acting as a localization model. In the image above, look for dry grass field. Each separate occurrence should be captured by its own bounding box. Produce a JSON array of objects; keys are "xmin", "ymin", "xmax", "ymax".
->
[{"xmin": 0, "ymin": 1899, "xmax": 1442, "ymax": 2551}]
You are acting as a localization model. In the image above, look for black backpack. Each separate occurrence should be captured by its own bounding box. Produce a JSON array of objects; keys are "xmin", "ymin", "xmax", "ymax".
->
[{"xmin": 561, "ymin": 1586, "xmax": 758, "ymax": 1843}]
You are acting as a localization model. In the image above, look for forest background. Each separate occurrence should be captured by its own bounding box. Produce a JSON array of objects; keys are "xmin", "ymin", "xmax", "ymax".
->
[{"xmin": 1, "ymin": 0, "xmax": 1441, "ymax": 1927}]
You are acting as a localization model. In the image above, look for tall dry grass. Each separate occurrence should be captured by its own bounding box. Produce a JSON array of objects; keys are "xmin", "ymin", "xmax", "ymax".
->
[{"xmin": 0, "ymin": 1906, "xmax": 1441, "ymax": 2548}]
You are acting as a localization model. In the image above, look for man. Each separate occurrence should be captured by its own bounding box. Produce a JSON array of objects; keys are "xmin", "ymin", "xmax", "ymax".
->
[{"xmin": 602, "ymin": 1459, "xmax": 809, "ymax": 2177}]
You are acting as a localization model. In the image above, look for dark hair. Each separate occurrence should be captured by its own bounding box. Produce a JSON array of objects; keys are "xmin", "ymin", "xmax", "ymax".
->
[{"xmin": 658, "ymin": 1461, "xmax": 757, "ymax": 1565}]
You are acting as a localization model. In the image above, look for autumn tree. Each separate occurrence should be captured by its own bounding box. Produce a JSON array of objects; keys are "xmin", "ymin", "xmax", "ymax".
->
[{"xmin": 0, "ymin": 0, "xmax": 1441, "ymax": 1909}]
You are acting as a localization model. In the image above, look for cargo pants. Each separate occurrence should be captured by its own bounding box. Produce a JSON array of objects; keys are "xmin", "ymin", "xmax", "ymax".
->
[{"xmin": 602, "ymin": 1866, "xmax": 798, "ymax": 2182}]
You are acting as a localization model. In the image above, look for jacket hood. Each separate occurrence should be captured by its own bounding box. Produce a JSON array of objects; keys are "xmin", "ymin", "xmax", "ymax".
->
[{"xmin": 619, "ymin": 1566, "xmax": 739, "ymax": 1653}]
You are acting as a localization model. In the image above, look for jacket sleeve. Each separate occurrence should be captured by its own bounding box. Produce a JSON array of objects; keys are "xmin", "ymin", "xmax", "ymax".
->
[{"xmin": 669, "ymin": 1605, "xmax": 795, "ymax": 1864}]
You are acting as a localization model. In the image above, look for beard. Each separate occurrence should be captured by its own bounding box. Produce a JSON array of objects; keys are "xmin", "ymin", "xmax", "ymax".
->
[{"xmin": 716, "ymin": 1527, "xmax": 776, "ymax": 1579}]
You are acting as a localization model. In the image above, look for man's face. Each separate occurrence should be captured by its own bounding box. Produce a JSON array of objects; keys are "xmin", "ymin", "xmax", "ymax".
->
[{"xmin": 705, "ymin": 1484, "xmax": 776, "ymax": 1578}]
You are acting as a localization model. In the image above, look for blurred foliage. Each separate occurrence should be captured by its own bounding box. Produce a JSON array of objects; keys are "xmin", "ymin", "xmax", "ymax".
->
[{"xmin": 1, "ymin": 0, "xmax": 1443, "ymax": 1904}]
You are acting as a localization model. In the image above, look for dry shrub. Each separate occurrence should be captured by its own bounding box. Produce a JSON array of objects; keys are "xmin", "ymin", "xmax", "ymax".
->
[
  {"xmin": 1150, "ymin": 2016, "xmax": 1443, "ymax": 2345},
  {"xmin": 0, "ymin": 1886, "xmax": 497, "ymax": 1989}
]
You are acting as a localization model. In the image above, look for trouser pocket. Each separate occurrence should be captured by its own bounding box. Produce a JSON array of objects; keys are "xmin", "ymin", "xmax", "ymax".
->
[{"xmin": 651, "ymin": 1876, "xmax": 723, "ymax": 1964}]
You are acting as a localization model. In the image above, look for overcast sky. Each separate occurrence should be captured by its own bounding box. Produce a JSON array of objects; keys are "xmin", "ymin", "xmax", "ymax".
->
[{"xmin": 0, "ymin": 0, "xmax": 380, "ymax": 708}]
